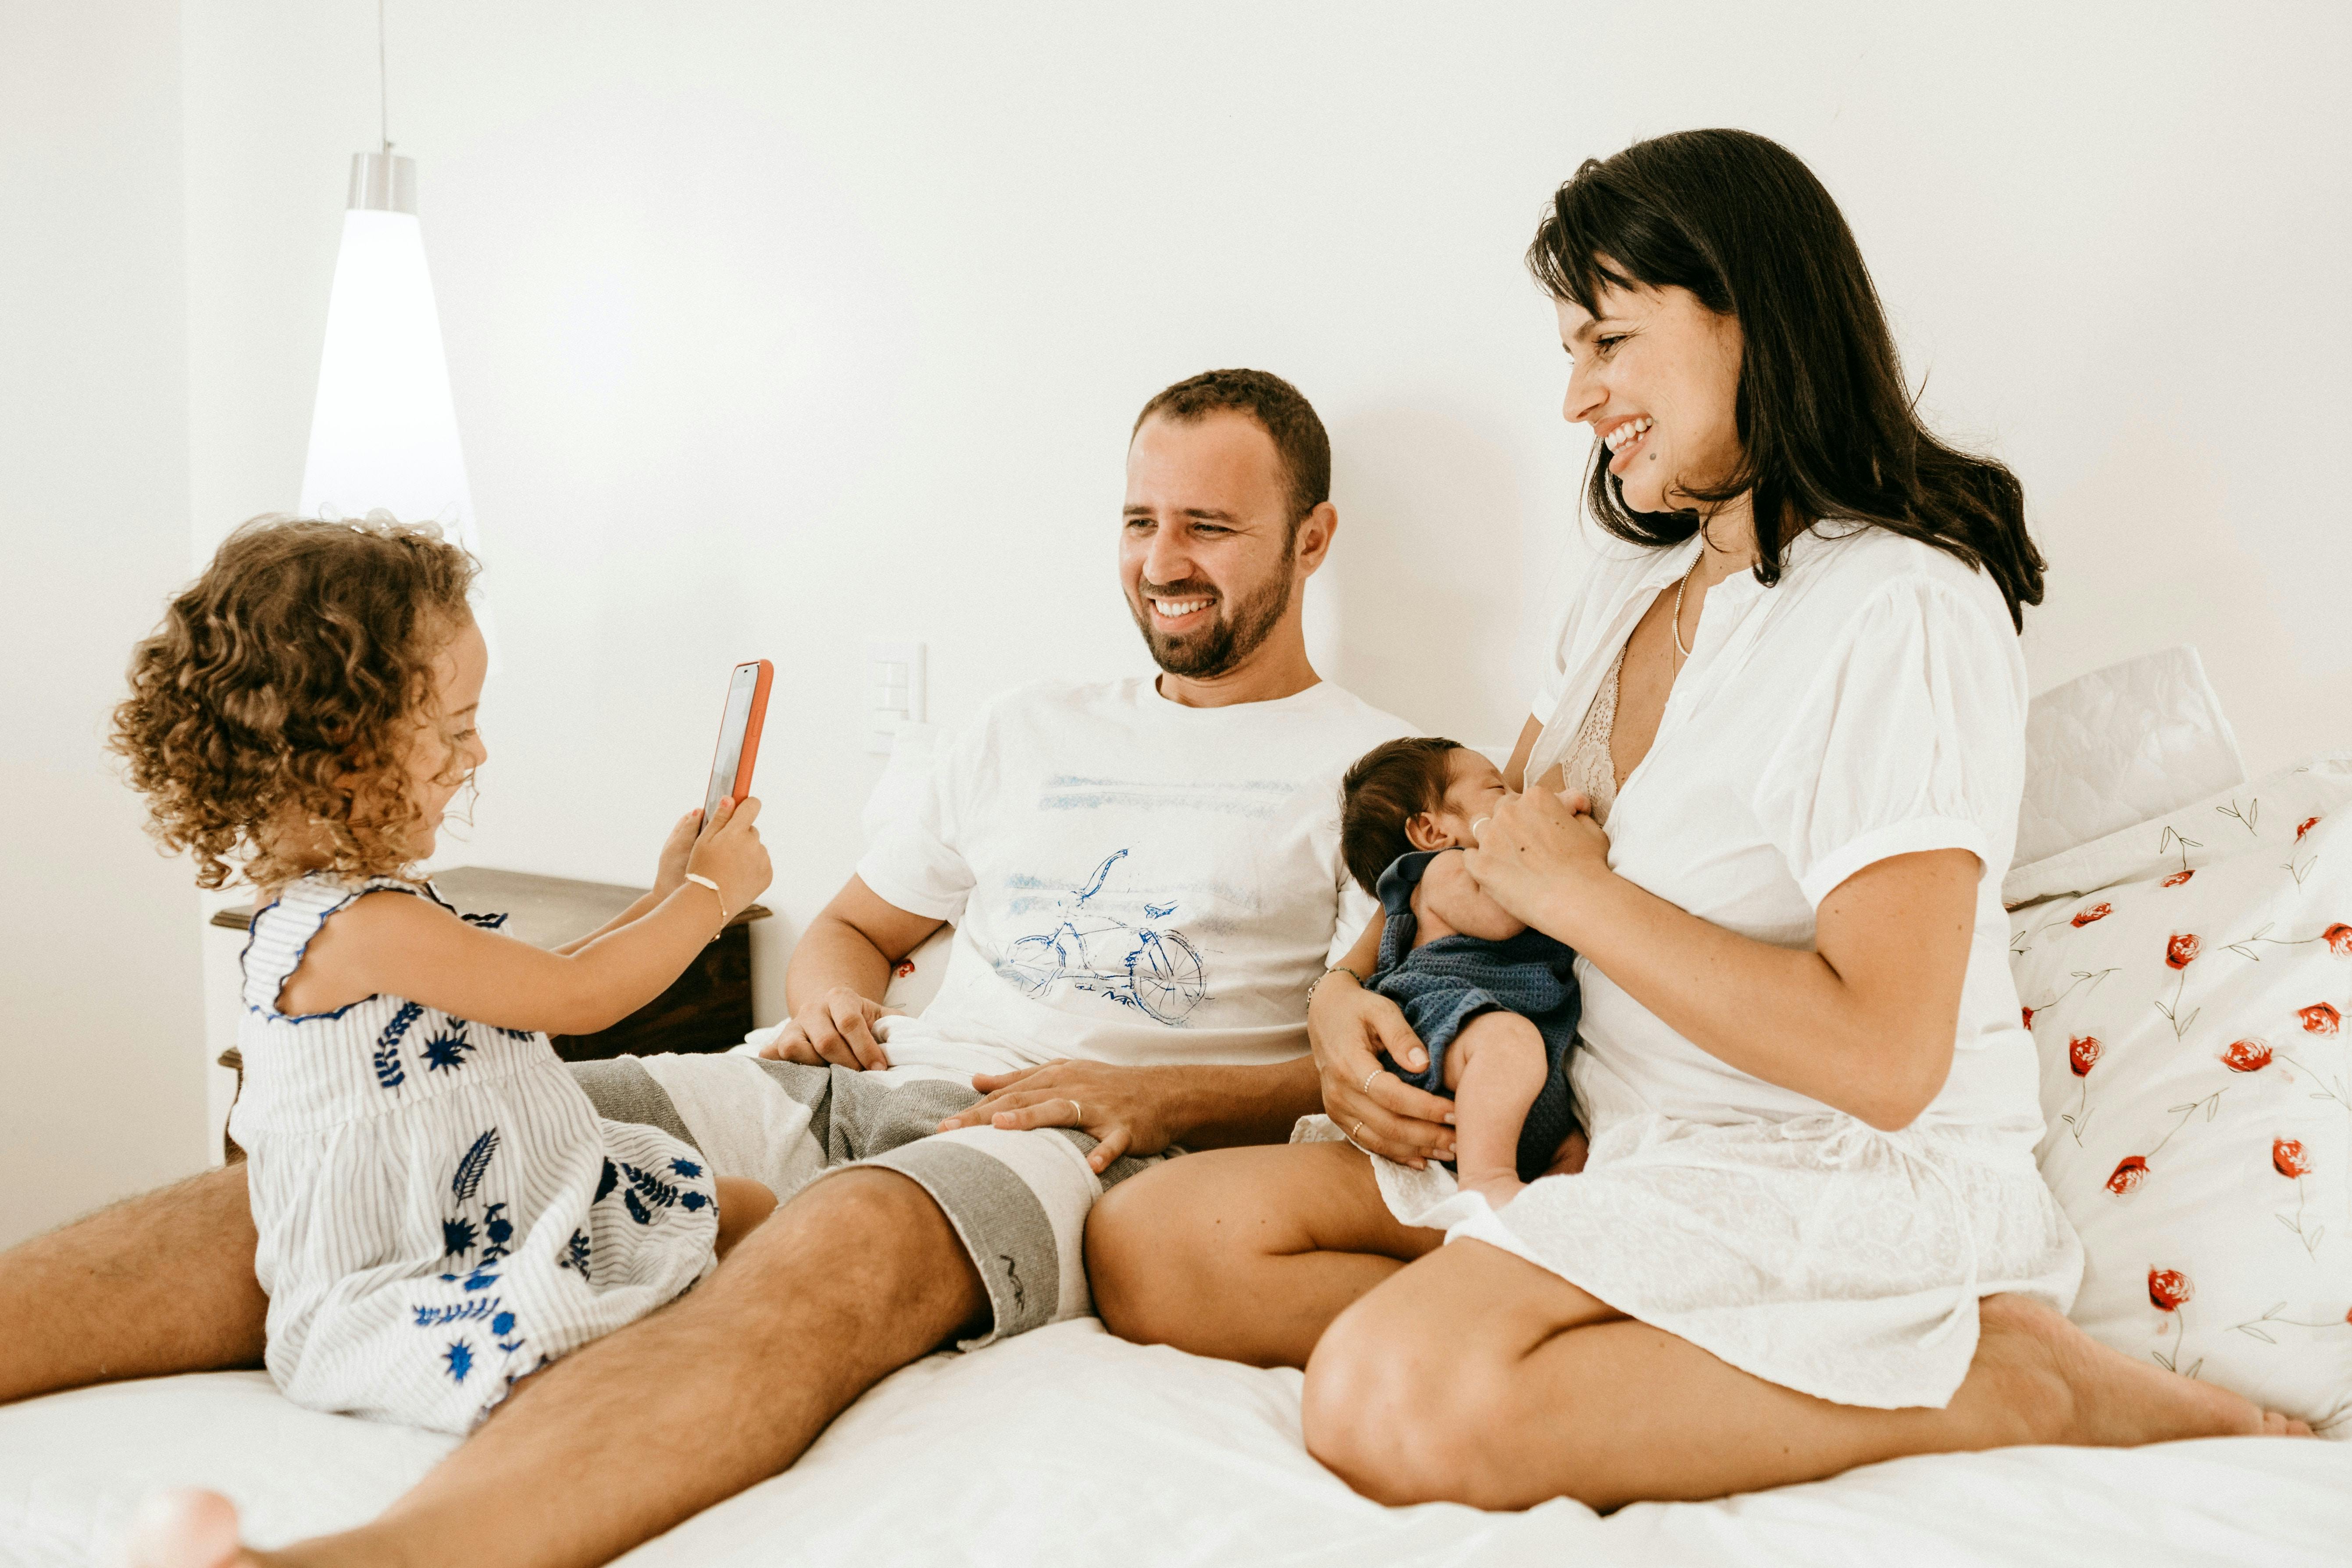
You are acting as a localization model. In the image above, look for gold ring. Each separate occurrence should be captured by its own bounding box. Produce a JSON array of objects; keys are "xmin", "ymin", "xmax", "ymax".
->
[{"xmin": 1070, "ymin": 1100, "xmax": 1083, "ymax": 1123}]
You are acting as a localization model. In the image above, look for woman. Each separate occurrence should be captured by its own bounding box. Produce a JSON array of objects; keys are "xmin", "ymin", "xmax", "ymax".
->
[{"xmin": 1085, "ymin": 129, "xmax": 2307, "ymax": 1511}]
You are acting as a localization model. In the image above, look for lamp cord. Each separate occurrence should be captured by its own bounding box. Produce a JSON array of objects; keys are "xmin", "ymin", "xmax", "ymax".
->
[{"xmin": 378, "ymin": 0, "xmax": 391, "ymax": 153}]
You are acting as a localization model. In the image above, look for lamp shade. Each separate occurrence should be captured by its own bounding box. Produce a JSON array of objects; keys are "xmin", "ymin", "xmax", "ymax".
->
[{"xmin": 299, "ymin": 158, "xmax": 477, "ymax": 560}]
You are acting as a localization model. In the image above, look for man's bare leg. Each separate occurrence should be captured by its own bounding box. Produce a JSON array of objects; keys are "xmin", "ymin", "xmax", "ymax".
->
[
  {"xmin": 134, "ymin": 1167, "xmax": 986, "ymax": 1568},
  {"xmin": 0, "ymin": 1164, "xmax": 266, "ymax": 1405}
]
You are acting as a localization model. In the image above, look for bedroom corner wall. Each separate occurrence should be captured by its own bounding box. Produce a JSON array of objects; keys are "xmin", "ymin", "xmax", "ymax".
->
[{"xmin": 0, "ymin": 0, "xmax": 210, "ymax": 1245}]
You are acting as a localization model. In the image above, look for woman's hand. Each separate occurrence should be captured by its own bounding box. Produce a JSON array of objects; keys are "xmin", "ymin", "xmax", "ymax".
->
[
  {"xmin": 1310, "ymin": 971, "xmax": 1455, "ymax": 1170},
  {"xmin": 652, "ymin": 807, "xmax": 704, "ymax": 897},
  {"xmin": 1462, "ymin": 788, "xmax": 1612, "ymax": 936},
  {"xmin": 935, "ymin": 1060, "xmax": 1178, "ymax": 1174},
  {"xmin": 757, "ymin": 985, "xmax": 901, "ymax": 1070}
]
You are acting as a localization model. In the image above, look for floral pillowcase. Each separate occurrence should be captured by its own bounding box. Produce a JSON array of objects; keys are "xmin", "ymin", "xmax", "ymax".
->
[{"xmin": 2009, "ymin": 755, "xmax": 2352, "ymax": 1436}]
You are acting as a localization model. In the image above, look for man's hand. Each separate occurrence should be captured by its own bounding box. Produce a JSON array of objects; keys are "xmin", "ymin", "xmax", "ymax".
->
[
  {"xmin": 757, "ymin": 985, "xmax": 901, "ymax": 1070},
  {"xmin": 652, "ymin": 807, "xmax": 704, "ymax": 898},
  {"xmin": 934, "ymin": 1060, "xmax": 1180, "ymax": 1174}
]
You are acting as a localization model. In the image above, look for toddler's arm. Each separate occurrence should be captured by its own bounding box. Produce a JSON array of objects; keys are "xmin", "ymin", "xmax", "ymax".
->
[
  {"xmin": 1412, "ymin": 850, "xmax": 1528, "ymax": 943},
  {"xmin": 280, "ymin": 800, "xmax": 771, "ymax": 1035}
]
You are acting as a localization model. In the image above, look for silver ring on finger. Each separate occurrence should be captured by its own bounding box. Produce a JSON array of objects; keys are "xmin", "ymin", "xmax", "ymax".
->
[{"xmin": 1361, "ymin": 1069, "xmax": 1380, "ymax": 1097}]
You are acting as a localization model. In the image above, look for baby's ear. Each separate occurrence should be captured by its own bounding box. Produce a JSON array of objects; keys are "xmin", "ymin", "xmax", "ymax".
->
[{"xmin": 1402, "ymin": 811, "xmax": 1450, "ymax": 851}]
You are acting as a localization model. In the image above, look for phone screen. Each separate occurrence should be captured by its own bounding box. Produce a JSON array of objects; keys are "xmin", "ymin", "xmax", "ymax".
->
[{"xmin": 703, "ymin": 663, "xmax": 762, "ymax": 821}]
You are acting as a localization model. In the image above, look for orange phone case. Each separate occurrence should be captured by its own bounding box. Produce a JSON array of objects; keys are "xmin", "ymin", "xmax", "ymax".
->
[{"xmin": 709, "ymin": 659, "xmax": 774, "ymax": 812}]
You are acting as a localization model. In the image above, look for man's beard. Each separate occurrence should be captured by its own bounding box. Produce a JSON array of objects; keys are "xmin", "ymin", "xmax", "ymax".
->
[{"xmin": 1127, "ymin": 560, "xmax": 1294, "ymax": 680}]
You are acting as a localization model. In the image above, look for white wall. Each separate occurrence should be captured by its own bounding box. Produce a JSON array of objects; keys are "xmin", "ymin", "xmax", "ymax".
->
[
  {"xmin": 156, "ymin": 0, "xmax": 2352, "ymax": 1028},
  {"xmin": 0, "ymin": 0, "xmax": 209, "ymax": 1244}
]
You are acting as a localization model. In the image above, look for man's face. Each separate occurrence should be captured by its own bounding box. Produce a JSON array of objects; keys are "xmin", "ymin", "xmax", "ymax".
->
[{"xmin": 1120, "ymin": 410, "xmax": 1299, "ymax": 679}]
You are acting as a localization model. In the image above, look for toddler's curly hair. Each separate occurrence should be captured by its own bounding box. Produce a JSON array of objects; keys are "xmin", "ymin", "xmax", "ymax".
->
[{"xmin": 111, "ymin": 514, "xmax": 480, "ymax": 890}]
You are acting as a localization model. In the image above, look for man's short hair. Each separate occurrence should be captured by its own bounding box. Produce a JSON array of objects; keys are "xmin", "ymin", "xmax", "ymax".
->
[
  {"xmin": 1338, "ymin": 736, "xmax": 1463, "ymax": 895},
  {"xmin": 1132, "ymin": 368, "xmax": 1332, "ymax": 537}
]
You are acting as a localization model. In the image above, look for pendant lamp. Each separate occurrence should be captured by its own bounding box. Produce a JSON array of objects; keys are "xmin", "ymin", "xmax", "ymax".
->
[{"xmin": 299, "ymin": 4, "xmax": 493, "ymax": 654}]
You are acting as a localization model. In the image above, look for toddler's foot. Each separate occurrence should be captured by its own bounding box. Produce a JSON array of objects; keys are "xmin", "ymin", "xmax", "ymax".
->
[
  {"xmin": 126, "ymin": 1489, "xmax": 257, "ymax": 1568},
  {"xmin": 1457, "ymin": 1170, "xmax": 1526, "ymax": 1211}
]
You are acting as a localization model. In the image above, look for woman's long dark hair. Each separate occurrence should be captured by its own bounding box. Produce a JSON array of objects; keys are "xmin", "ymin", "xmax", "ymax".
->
[{"xmin": 1528, "ymin": 129, "xmax": 2045, "ymax": 629}]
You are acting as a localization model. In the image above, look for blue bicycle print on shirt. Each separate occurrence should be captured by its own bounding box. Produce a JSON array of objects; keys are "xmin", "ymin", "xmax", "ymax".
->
[{"xmin": 995, "ymin": 849, "xmax": 1209, "ymax": 1025}]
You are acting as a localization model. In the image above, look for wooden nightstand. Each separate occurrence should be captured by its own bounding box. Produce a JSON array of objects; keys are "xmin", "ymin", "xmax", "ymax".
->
[{"xmin": 212, "ymin": 866, "xmax": 771, "ymax": 1160}]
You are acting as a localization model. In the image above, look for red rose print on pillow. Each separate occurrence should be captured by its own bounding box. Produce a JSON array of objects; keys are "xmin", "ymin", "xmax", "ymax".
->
[
  {"xmin": 2069, "ymin": 1035, "xmax": 2102, "ymax": 1076},
  {"xmin": 2072, "ymin": 902, "xmax": 2113, "ymax": 928},
  {"xmin": 2325, "ymin": 922, "xmax": 2352, "ymax": 957},
  {"xmin": 2166, "ymin": 933, "xmax": 2201, "ymax": 969},
  {"xmin": 2148, "ymin": 1267, "xmax": 2193, "ymax": 1311},
  {"xmin": 2163, "ymin": 870, "xmax": 2196, "ymax": 889},
  {"xmin": 2297, "ymin": 815, "xmax": 2321, "ymax": 841},
  {"xmin": 2274, "ymin": 1137, "xmax": 2314, "ymax": 1179},
  {"xmin": 2221, "ymin": 1037, "xmax": 2274, "ymax": 1072},
  {"xmin": 892, "ymin": 960, "xmax": 916, "ymax": 979},
  {"xmin": 2272, "ymin": 1138, "xmax": 2326, "ymax": 1257},
  {"xmin": 2300, "ymin": 1002, "xmax": 2341, "ymax": 1036},
  {"xmin": 2107, "ymin": 1155, "xmax": 2150, "ymax": 1195},
  {"xmin": 2021, "ymin": 1004, "xmax": 2034, "ymax": 1029}
]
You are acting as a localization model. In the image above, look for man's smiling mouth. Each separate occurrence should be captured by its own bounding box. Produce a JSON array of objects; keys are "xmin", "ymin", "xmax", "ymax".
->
[{"xmin": 1149, "ymin": 596, "xmax": 1214, "ymax": 625}]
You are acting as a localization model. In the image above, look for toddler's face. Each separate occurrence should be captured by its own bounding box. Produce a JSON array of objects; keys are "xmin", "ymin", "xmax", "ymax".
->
[
  {"xmin": 395, "ymin": 618, "xmax": 490, "ymax": 857},
  {"xmin": 1420, "ymin": 748, "xmax": 1510, "ymax": 850}
]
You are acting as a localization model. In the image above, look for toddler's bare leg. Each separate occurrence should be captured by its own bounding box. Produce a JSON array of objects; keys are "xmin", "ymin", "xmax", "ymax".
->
[
  {"xmin": 712, "ymin": 1176, "xmax": 777, "ymax": 1258},
  {"xmin": 0, "ymin": 1164, "xmax": 266, "ymax": 1405},
  {"xmin": 1442, "ymin": 1012, "xmax": 1549, "ymax": 1208}
]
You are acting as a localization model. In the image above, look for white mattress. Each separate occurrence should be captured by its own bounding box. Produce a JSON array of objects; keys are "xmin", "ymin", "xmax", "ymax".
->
[{"xmin": 5, "ymin": 1320, "xmax": 2347, "ymax": 1568}]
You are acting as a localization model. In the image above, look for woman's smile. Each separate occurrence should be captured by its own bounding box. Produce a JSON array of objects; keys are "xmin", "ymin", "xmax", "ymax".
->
[{"xmin": 1600, "ymin": 414, "xmax": 1655, "ymax": 475}]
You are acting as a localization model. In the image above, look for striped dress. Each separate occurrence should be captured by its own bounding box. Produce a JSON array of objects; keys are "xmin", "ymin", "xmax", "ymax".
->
[{"xmin": 233, "ymin": 873, "xmax": 719, "ymax": 1433}]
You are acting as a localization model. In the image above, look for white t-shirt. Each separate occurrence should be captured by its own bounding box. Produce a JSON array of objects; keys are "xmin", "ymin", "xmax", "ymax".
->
[
  {"xmin": 1528, "ymin": 524, "xmax": 2041, "ymax": 1144},
  {"xmin": 858, "ymin": 676, "xmax": 1415, "ymax": 1075}
]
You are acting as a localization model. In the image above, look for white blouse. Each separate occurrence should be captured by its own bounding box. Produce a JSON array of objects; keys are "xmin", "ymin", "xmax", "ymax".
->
[{"xmin": 1527, "ymin": 524, "xmax": 2042, "ymax": 1145}]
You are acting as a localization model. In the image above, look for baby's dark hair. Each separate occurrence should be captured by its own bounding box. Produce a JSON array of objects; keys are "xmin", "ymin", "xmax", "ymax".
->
[{"xmin": 1339, "ymin": 736, "xmax": 1464, "ymax": 894}]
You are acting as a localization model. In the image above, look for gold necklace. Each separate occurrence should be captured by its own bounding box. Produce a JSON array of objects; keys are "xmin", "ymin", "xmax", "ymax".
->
[{"xmin": 1670, "ymin": 550, "xmax": 1703, "ymax": 670}]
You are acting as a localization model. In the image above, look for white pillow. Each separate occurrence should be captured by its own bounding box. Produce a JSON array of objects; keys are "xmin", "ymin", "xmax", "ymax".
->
[
  {"xmin": 2012, "ymin": 646, "xmax": 2244, "ymax": 879},
  {"xmin": 2010, "ymin": 755, "xmax": 2352, "ymax": 1435}
]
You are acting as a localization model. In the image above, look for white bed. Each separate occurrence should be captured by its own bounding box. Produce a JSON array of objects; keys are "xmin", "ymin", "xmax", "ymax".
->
[
  {"xmin": 8, "ymin": 647, "xmax": 2352, "ymax": 1566},
  {"xmin": 4, "ymin": 1321, "xmax": 2348, "ymax": 1567}
]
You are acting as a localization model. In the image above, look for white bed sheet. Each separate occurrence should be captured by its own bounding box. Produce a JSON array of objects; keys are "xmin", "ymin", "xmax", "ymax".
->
[{"xmin": 5, "ymin": 1320, "xmax": 2346, "ymax": 1568}]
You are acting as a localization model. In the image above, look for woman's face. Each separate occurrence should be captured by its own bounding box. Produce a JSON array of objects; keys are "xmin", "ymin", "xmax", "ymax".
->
[{"xmin": 1554, "ymin": 274, "xmax": 1745, "ymax": 517}]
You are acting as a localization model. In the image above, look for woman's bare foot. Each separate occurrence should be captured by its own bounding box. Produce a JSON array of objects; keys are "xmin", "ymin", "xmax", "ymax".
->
[
  {"xmin": 125, "ymin": 1489, "xmax": 258, "ymax": 1568},
  {"xmin": 1975, "ymin": 1293, "xmax": 2313, "ymax": 1447}
]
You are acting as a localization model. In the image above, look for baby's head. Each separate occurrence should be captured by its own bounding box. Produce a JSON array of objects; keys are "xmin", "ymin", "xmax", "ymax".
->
[
  {"xmin": 1338, "ymin": 737, "xmax": 1510, "ymax": 894},
  {"xmin": 112, "ymin": 515, "xmax": 485, "ymax": 889}
]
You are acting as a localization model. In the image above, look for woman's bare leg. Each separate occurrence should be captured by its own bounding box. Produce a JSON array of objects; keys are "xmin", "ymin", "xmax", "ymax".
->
[
  {"xmin": 1087, "ymin": 1141, "xmax": 1439, "ymax": 1368},
  {"xmin": 0, "ymin": 1164, "xmax": 265, "ymax": 1405},
  {"xmin": 1304, "ymin": 1239, "xmax": 2311, "ymax": 1512}
]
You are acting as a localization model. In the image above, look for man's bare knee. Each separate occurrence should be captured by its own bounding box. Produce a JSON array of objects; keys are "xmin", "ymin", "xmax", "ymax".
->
[{"xmin": 729, "ymin": 1168, "xmax": 985, "ymax": 1340}]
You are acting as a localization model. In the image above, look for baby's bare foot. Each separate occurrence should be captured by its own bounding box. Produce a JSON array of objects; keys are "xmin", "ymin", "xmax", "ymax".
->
[
  {"xmin": 125, "ymin": 1489, "xmax": 259, "ymax": 1568},
  {"xmin": 1457, "ymin": 1170, "xmax": 1527, "ymax": 1211}
]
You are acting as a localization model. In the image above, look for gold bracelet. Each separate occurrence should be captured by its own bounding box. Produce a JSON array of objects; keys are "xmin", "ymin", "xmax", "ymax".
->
[
  {"xmin": 681, "ymin": 873, "xmax": 729, "ymax": 939},
  {"xmin": 1305, "ymin": 965, "xmax": 1362, "ymax": 1011}
]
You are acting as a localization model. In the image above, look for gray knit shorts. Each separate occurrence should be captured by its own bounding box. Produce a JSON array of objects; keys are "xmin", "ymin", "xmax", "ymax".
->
[{"xmin": 567, "ymin": 1053, "xmax": 1165, "ymax": 1347}]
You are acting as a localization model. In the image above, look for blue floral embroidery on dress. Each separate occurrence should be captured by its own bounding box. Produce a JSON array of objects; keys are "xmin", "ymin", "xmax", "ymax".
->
[
  {"xmin": 624, "ymin": 1189, "xmax": 652, "ymax": 1225},
  {"xmin": 373, "ymin": 1000, "xmax": 424, "ymax": 1091},
  {"xmin": 559, "ymin": 1229, "xmax": 592, "ymax": 1275},
  {"xmin": 462, "ymin": 1266, "xmax": 500, "ymax": 1293},
  {"xmin": 459, "ymin": 911, "xmax": 509, "ymax": 930},
  {"xmin": 414, "ymin": 1297, "xmax": 500, "ymax": 1328},
  {"xmin": 480, "ymin": 1203, "xmax": 513, "ymax": 1262},
  {"xmin": 679, "ymin": 1191, "xmax": 708, "ymax": 1211},
  {"xmin": 444, "ymin": 1340, "xmax": 475, "ymax": 1382},
  {"xmin": 595, "ymin": 1159, "xmax": 619, "ymax": 1205},
  {"xmin": 452, "ymin": 1129, "xmax": 499, "ymax": 1200},
  {"xmin": 420, "ymin": 1030, "xmax": 476, "ymax": 1072},
  {"xmin": 671, "ymin": 1158, "xmax": 703, "ymax": 1178},
  {"xmin": 442, "ymin": 1216, "xmax": 478, "ymax": 1259},
  {"xmin": 491, "ymin": 1310, "xmax": 516, "ymax": 1337},
  {"xmin": 621, "ymin": 1164, "xmax": 679, "ymax": 1210}
]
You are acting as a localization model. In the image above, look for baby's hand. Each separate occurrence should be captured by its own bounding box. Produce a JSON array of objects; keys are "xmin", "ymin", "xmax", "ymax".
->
[{"xmin": 653, "ymin": 808, "xmax": 703, "ymax": 896}]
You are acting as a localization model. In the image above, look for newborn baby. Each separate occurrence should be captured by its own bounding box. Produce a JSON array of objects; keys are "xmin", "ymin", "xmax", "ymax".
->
[{"xmin": 1338, "ymin": 738, "xmax": 1581, "ymax": 1207}]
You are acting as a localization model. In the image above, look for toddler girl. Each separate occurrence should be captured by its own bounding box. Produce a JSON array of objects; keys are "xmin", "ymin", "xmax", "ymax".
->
[
  {"xmin": 111, "ymin": 515, "xmax": 776, "ymax": 1434},
  {"xmin": 1337, "ymin": 737, "xmax": 1580, "ymax": 1206}
]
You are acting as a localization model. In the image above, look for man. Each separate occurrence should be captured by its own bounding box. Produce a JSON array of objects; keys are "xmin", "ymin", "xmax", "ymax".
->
[{"xmin": 7, "ymin": 368, "xmax": 1449, "ymax": 1568}]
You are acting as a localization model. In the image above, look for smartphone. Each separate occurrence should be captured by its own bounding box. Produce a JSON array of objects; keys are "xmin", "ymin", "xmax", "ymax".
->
[{"xmin": 701, "ymin": 659, "xmax": 774, "ymax": 824}]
